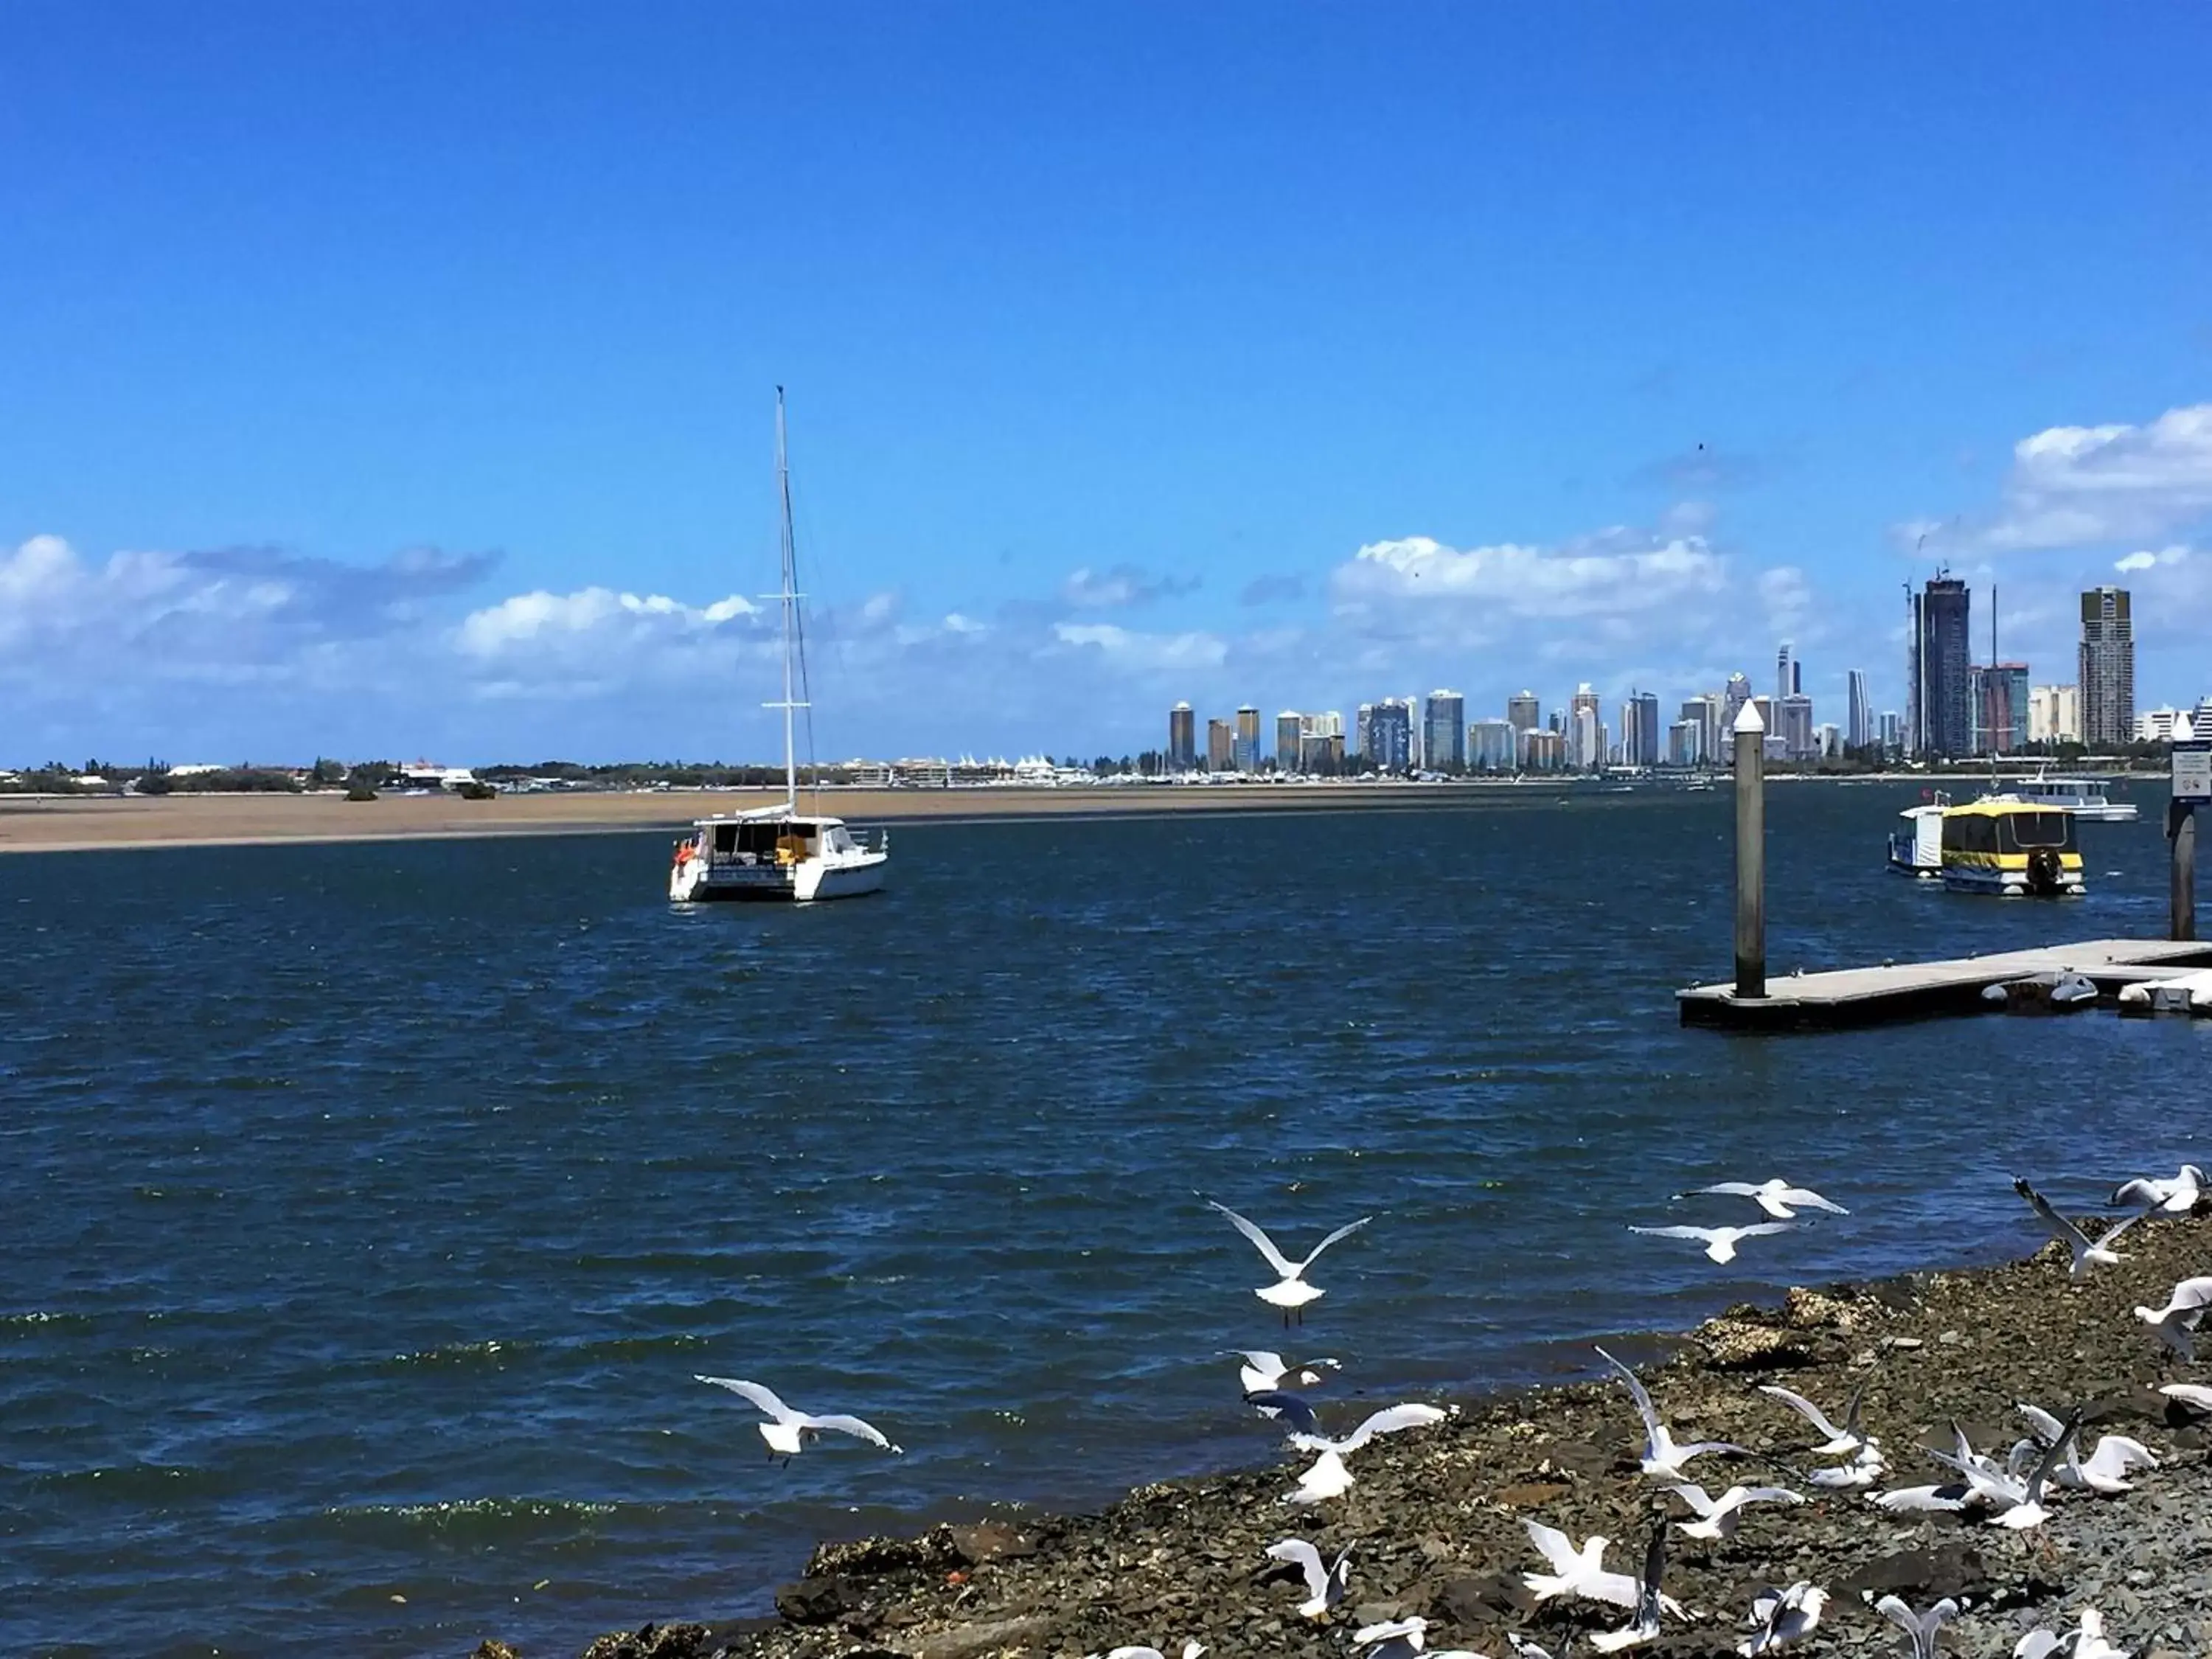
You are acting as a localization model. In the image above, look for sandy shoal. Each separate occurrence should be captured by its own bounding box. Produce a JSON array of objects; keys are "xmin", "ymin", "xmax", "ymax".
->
[{"xmin": 0, "ymin": 782, "xmax": 1593, "ymax": 855}]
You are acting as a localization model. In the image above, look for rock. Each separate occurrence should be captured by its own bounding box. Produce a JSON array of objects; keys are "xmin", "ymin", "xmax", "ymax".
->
[
  {"xmin": 946, "ymin": 1521, "xmax": 1037, "ymax": 1566},
  {"xmin": 1491, "ymin": 1481, "xmax": 1571, "ymax": 1508},
  {"xmin": 1692, "ymin": 1318, "xmax": 1812, "ymax": 1370},
  {"xmin": 1431, "ymin": 1571, "xmax": 1534, "ymax": 1623},
  {"xmin": 808, "ymin": 1529, "xmax": 958, "ymax": 1579},
  {"xmin": 1782, "ymin": 1286, "xmax": 1860, "ymax": 1330},
  {"xmin": 1839, "ymin": 1543, "xmax": 1994, "ymax": 1601},
  {"xmin": 578, "ymin": 1626, "xmax": 714, "ymax": 1659},
  {"xmin": 777, "ymin": 1578, "xmax": 869, "ymax": 1627},
  {"xmin": 474, "ymin": 1645, "xmax": 523, "ymax": 1659},
  {"xmin": 914, "ymin": 1615, "xmax": 1055, "ymax": 1659}
]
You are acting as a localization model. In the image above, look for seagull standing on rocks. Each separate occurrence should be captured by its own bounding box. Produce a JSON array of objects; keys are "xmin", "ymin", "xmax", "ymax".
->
[
  {"xmin": 1629, "ymin": 1222, "xmax": 1793, "ymax": 1264},
  {"xmin": 1263, "ymin": 1537, "xmax": 1352, "ymax": 1618},
  {"xmin": 2133, "ymin": 1276, "xmax": 2212, "ymax": 1360},
  {"xmin": 1668, "ymin": 1481, "xmax": 1805, "ymax": 1540},
  {"xmin": 1737, "ymin": 1583, "xmax": 1826, "ymax": 1657},
  {"xmin": 1206, "ymin": 1200, "xmax": 1372, "ymax": 1326},
  {"xmin": 692, "ymin": 1377, "xmax": 902, "ymax": 1459},
  {"xmin": 1091, "ymin": 1644, "xmax": 1206, "ymax": 1659},
  {"xmin": 2157, "ymin": 1382, "xmax": 2212, "ymax": 1413},
  {"xmin": 1807, "ymin": 1439, "xmax": 1887, "ymax": 1489},
  {"xmin": 1352, "ymin": 1617, "xmax": 1428, "ymax": 1659},
  {"xmin": 1874, "ymin": 1596, "xmax": 1961, "ymax": 1659},
  {"xmin": 2012, "ymin": 1178, "xmax": 2144, "ymax": 1278},
  {"xmin": 1680, "ymin": 1179, "xmax": 1848, "ymax": 1220},
  {"xmin": 1597, "ymin": 1346, "xmax": 1754, "ymax": 1479},
  {"xmin": 2112, "ymin": 1164, "xmax": 2205, "ymax": 1214}
]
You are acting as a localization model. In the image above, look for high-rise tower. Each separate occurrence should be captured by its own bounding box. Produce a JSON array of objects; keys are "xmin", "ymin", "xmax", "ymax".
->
[
  {"xmin": 2079, "ymin": 586, "xmax": 2135, "ymax": 749},
  {"xmin": 1917, "ymin": 577, "xmax": 1972, "ymax": 757}
]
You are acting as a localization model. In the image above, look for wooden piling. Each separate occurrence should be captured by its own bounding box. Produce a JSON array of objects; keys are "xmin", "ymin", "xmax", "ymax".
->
[
  {"xmin": 1733, "ymin": 700, "xmax": 1766, "ymax": 999},
  {"xmin": 2174, "ymin": 800, "xmax": 2199, "ymax": 943}
]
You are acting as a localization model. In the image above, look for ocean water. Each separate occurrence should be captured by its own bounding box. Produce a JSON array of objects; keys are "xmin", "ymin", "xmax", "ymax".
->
[{"xmin": 3, "ymin": 783, "xmax": 2207, "ymax": 1657}]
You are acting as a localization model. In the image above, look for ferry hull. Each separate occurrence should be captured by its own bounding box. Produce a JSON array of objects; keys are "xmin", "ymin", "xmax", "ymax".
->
[
  {"xmin": 670, "ymin": 852, "xmax": 888, "ymax": 903},
  {"xmin": 1940, "ymin": 863, "xmax": 2086, "ymax": 897}
]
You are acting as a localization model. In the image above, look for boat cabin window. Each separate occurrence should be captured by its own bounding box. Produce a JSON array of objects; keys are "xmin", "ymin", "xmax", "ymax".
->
[{"xmin": 709, "ymin": 821, "xmax": 817, "ymax": 860}]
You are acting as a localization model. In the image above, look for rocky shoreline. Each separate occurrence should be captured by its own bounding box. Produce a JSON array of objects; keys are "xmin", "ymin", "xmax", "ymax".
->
[{"xmin": 516, "ymin": 1207, "xmax": 2212, "ymax": 1659}]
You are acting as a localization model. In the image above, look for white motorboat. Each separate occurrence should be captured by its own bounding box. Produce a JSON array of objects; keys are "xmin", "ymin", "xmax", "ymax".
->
[
  {"xmin": 668, "ymin": 390, "xmax": 889, "ymax": 904},
  {"xmin": 1980, "ymin": 765, "xmax": 2138, "ymax": 822}
]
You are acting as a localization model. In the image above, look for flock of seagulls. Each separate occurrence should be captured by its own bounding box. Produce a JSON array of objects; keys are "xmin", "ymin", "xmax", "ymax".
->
[{"xmin": 685, "ymin": 1163, "xmax": 2209, "ymax": 1659}]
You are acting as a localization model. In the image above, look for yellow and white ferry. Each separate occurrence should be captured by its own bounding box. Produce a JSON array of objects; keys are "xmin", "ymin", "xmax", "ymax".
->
[{"xmin": 1938, "ymin": 799, "xmax": 2084, "ymax": 897}]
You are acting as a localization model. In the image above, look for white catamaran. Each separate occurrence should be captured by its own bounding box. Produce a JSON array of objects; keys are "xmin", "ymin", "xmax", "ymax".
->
[{"xmin": 667, "ymin": 391, "xmax": 890, "ymax": 903}]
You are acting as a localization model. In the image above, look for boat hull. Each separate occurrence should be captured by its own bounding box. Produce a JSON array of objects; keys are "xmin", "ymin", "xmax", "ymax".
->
[
  {"xmin": 1940, "ymin": 862, "xmax": 2086, "ymax": 897},
  {"xmin": 670, "ymin": 851, "xmax": 887, "ymax": 903}
]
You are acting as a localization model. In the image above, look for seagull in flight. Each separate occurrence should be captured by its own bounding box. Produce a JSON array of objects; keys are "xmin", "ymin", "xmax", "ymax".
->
[
  {"xmin": 1757, "ymin": 1381, "xmax": 1869, "ymax": 1455},
  {"xmin": 1264, "ymin": 1537, "xmax": 1352, "ymax": 1618},
  {"xmin": 1808, "ymin": 1439, "xmax": 1886, "ymax": 1489},
  {"xmin": 2134, "ymin": 1275, "xmax": 2212, "ymax": 1360},
  {"xmin": 1947, "ymin": 1411, "xmax": 2079, "ymax": 1531},
  {"xmin": 1352, "ymin": 1618, "xmax": 1430, "ymax": 1659},
  {"xmin": 1521, "ymin": 1521, "xmax": 1684, "ymax": 1615},
  {"xmin": 1206, "ymin": 1200, "xmax": 1371, "ymax": 1324},
  {"xmin": 1589, "ymin": 1523, "xmax": 1671, "ymax": 1653},
  {"xmin": 1874, "ymin": 1596, "xmax": 1961, "ymax": 1659},
  {"xmin": 1679, "ymin": 1179, "xmax": 1848, "ymax": 1220},
  {"xmin": 2017, "ymin": 1404, "xmax": 2159, "ymax": 1494},
  {"xmin": 2111, "ymin": 1163, "xmax": 2205, "ymax": 1214},
  {"xmin": 2015, "ymin": 1607, "xmax": 2126, "ymax": 1659},
  {"xmin": 1737, "ymin": 1583, "xmax": 1826, "ymax": 1657},
  {"xmin": 2012, "ymin": 1178, "xmax": 2144, "ymax": 1277},
  {"xmin": 1278, "ymin": 1402, "xmax": 1447, "ymax": 1503},
  {"xmin": 1236, "ymin": 1351, "xmax": 1341, "ymax": 1395},
  {"xmin": 693, "ymin": 1376, "xmax": 901, "ymax": 1459},
  {"xmin": 1597, "ymin": 1345, "xmax": 1753, "ymax": 1479},
  {"xmin": 1668, "ymin": 1480, "xmax": 1805, "ymax": 1540},
  {"xmin": 1629, "ymin": 1222, "xmax": 1793, "ymax": 1264},
  {"xmin": 2158, "ymin": 1381, "xmax": 2212, "ymax": 1413}
]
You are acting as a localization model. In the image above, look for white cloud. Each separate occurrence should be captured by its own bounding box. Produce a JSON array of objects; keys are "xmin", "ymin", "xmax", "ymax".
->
[
  {"xmin": 2116, "ymin": 544, "xmax": 2188, "ymax": 574},
  {"xmin": 456, "ymin": 586, "xmax": 755, "ymax": 657},
  {"xmin": 1914, "ymin": 403, "xmax": 2212, "ymax": 553},
  {"xmin": 1060, "ymin": 563, "xmax": 1200, "ymax": 608},
  {"xmin": 1051, "ymin": 621, "xmax": 1228, "ymax": 672}
]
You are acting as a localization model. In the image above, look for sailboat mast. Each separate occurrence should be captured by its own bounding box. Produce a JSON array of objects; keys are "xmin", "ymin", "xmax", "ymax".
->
[{"xmin": 775, "ymin": 386, "xmax": 800, "ymax": 813}]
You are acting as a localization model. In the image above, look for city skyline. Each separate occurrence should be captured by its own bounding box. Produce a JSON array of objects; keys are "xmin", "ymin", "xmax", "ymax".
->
[{"xmin": 4, "ymin": 8, "xmax": 2208, "ymax": 762}]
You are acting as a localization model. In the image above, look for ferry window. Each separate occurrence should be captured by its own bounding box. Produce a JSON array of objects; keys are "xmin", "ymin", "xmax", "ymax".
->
[
  {"xmin": 712, "ymin": 825, "xmax": 737, "ymax": 854},
  {"xmin": 2006, "ymin": 813, "xmax": 2072, "ymax": 849}
]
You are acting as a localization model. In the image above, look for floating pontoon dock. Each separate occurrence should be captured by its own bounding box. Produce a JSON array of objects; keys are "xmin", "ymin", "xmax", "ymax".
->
[{"xmin": 1678, "ymin": 938, "xmax": 2212, "ymax": 1031}]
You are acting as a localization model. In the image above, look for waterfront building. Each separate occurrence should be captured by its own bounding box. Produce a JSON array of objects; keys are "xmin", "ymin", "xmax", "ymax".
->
[
  {"xmin": 2028, "ymin": 684, "xmax": 2081, "ymax": 745},
  {"xmin": 1915, "ymin": 576, "xmax": 1973, "ymax": 757},
  {"xmin": 1506, "ymin": 691, "xmax": 1541, "ymax": 731},
  {"xmin": 2080, "ymin": 586, "xmax": 2135, "ymax": 750},
  {"xmin": 1276, "ymin": 711, "xmax": 1304, "ymax": 771},
  {"xmin": 2138, "ymin": 707, "xmax": 2190, "ymax": 743},
  {"xmin": 1520, "ymin": 728, "xmax": 1565, "ymax": 771},
  {"xmin": 1880, "ymin": 710, "xmax": 1902, "ymax": 751},
  {"xmin": 1206, "ymin": 717, "xmax": 1234, "ymax": 771},
  {"xmin": 1969, "ymin": 663, "xmax": 2030, "ymax": 755},
  {"xmin": 1816, "ymin": 722, "xmax": 1842, "ymax": 758},
  {"xmin": 1366, "ymin": 698, "xmax": 1413, "ymax": 771},
  {"xmin": 1666, "ymin": 719, "xmax": 1702, "ymax": 768},
  {"xmin": 1298, "ymin": 730, "xmax": 1345, "ymax": 771},
  {"xmin": 1354, "ymin": 703, "xmax": 1373, "ymax": 761},
  {"xmin": 1168, "ymin": 702, "xmax": 1197, "ymax": 772},
  {"xmin": 1776, "ymin": 642, "xmax": 1798, "ymax": 705},
  {"xmin": 1424, "ymin": 689, "xmax": 1467, "ymax": 771},
  {"xmin": 1846, "ymin": 669, "xmax": 1871, "ymax": 748},
  {"xmin": 1469, "ymin": 718, "xmax": 1517, "ymax": 772},
  {"xmin": 1235, "ymin": 705, "xmax": 1260, "ymax": 769},
  {"xmin": 1779, "ymin": 694, "xmax": 1815, "ymax": 759}
]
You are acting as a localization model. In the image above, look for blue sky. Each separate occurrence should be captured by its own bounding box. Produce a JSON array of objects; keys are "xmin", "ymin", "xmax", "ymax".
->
[{"xmin": 4, "ymin": 3, "xmax": 2209, "ymax": 763}]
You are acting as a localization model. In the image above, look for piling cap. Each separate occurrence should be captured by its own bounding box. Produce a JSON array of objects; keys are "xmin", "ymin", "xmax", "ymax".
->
[{"xmin": 1733, "ymin": 700, "xmax": 1767, "ymax": 734}]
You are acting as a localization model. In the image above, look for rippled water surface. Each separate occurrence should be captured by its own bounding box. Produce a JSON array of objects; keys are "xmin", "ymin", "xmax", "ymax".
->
[{"xmin": 4, "ymin": 785, "xmax": 2208, "ymax": 1655}]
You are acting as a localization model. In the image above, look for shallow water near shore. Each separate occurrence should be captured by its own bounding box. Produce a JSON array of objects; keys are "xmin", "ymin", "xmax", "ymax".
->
[{"xmin": 3, "ymin": 782, "xmax": 2207, "ymax": 1656}]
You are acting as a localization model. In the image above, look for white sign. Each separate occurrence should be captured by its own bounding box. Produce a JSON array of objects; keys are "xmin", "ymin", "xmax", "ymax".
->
[{"xmin": 2176, "ymin": 742, "xmax": 2212, "ymax": 804}]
